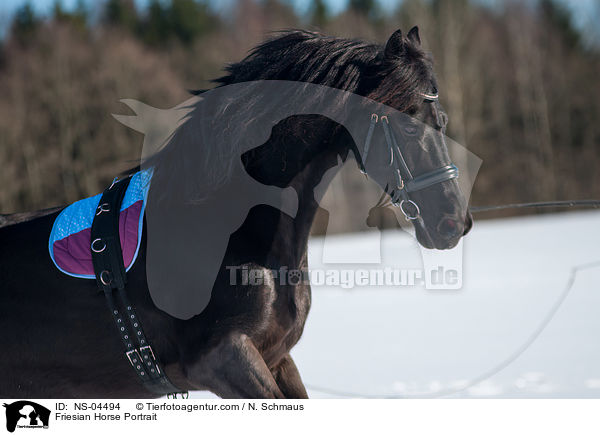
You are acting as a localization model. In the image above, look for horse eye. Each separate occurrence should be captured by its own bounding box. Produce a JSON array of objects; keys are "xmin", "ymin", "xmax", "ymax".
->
[
  {"xmin": 404, "ymin": 125, "xmax": 418, "ymax": 135},
  {"xmin": 406, "ymin": 107, "xmax": 418, "ymax": 116}
]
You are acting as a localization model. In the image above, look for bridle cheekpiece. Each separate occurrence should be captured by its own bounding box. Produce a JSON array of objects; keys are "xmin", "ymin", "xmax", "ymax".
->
[{"xmin": 359, "ymin": 94, "xmax": 459, "ymax": 220}]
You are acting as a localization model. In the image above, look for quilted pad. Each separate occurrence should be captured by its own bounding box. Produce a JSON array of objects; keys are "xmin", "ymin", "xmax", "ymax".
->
[{"xmin": 49, "ymin": 170, "xmax": 152, "ymax": 279}]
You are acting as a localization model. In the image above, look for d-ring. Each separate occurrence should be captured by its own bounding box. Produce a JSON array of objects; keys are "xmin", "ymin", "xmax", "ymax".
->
[
  {"xmin": 96, "ymin": 203, "xmax": 110, "ymax": 215},
  {"xmin": 91, "ymin": 238, "xmax": 106, "ymax": 253},
  {"xmin": 399, "ymin": 199, "xmax": 420, "ymax": 220},
  {"xmin": 100, "ymin": 270, "xmax": 112, "ymax": 286}
]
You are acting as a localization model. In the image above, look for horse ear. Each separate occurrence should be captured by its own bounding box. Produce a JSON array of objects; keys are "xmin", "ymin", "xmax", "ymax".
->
[
  {"xmin": 407, "ymin": 26, "xmax": 421, "ymax": 46},
  {"xmin": 384, "ymin": 29, "xmax": 405, "ymax": 58}
]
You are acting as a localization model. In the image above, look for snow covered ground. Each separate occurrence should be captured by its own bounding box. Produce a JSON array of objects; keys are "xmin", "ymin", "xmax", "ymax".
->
[{"xmin": 193, "ymin": 210, "xmax": 600, "ymax": 398}]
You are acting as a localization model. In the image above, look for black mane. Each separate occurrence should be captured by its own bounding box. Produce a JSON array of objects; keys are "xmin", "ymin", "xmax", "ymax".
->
[
  {"xmin": 215, "ymin": 30, "xmax": 379, "ymax": 92},
  {"xmin": 130, "ymin": 29, "xmax": 436, "ymax": 201},
  {"xmin": 211, "ymin": 29, "xmax": 432, "ymax": 111}
]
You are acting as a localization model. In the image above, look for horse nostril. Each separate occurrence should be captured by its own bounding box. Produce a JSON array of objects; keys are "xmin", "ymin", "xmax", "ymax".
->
[{"xmin": 437, "ymin": 217, "xmax": 462, "ymax": 239}]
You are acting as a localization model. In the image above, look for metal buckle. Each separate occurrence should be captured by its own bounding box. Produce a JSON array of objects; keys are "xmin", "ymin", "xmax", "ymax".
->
[
  {"xmin": 395, "ymin": 169, "xmax": 404, "ymax": 190},
  {"xmin": 140, "ymin": 345, "xmax": 156, "ymax": 360},
  {"xmin": 167, "ymin": 391, "xmax": 189, "ymax": 399},
  {"xmin": 139, "ymin": 345, "xmax": 161, "ymax": 374},
  {"xmin": 126, "ymin": 349, "xmax": 142, "ymax": 366}
]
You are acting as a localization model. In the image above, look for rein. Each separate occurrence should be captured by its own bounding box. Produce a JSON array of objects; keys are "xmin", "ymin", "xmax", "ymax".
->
[{"xmin": 470, "ymin": 200, "xmax": 600, "ymax": 214}]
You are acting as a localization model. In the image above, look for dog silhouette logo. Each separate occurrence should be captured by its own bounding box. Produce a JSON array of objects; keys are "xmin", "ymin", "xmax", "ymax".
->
[{"xmin": 3, "ymin": 401, "xmax": 50, "ymax": 432}]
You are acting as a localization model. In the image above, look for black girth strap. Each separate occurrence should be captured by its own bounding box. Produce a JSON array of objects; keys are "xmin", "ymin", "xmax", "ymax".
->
[{"xmin": 91, "ymin": 176, "xmax": 182, "ymax": 396}]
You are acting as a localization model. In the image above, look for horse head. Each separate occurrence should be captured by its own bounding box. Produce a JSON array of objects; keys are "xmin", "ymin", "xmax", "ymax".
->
[{"xmin": 359, "ymin": 27, "xmax": 473, "ymax": 249}]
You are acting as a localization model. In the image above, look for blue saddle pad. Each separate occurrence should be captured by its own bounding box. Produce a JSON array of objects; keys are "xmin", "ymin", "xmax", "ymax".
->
[{"xmin": 49, "ymin": 170, "xmax": 152, "ymax": 279}]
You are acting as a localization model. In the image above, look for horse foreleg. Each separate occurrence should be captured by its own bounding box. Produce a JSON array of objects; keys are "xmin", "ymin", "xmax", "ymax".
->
[
  {"xmin": 271, "ymin": 354, "xmax": 308, "ymax": 399},
  {"xmin": 186, "ymin": 333, "xmax": 285, "ymax": 399}
]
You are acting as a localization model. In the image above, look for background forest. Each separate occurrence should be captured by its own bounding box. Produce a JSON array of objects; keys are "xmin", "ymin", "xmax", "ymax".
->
[{"xmin": 0, "ymin": 0, "xmax": 599, "ymax": 228}]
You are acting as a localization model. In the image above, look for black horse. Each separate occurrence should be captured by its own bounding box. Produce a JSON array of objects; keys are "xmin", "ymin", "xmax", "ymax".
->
[{"xmin": 0, "ymin": 28, "xmax": 472, "ymax": 398}]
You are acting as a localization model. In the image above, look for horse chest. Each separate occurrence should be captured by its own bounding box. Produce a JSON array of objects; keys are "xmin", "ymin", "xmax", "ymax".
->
[{"xmin": 253, "ymin": 281, "xmax": 311, "ymax": 366}]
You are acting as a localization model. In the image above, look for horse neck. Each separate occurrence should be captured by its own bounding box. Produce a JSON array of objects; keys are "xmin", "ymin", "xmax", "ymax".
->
[{"xmin": 264, "ymin": 126, "xmax": 348, "ymax": 269}]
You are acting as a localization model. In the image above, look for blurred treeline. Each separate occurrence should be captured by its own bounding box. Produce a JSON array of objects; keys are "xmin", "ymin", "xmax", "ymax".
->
[{"xmin": 0, "ymin": 0, "xmax": 599, "ymax": 222}]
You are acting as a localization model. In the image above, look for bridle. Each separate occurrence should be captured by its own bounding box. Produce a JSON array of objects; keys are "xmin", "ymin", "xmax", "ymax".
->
[{"xmin": 359, "ymin": 93, "xmax": 459, "ymax": 221}]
